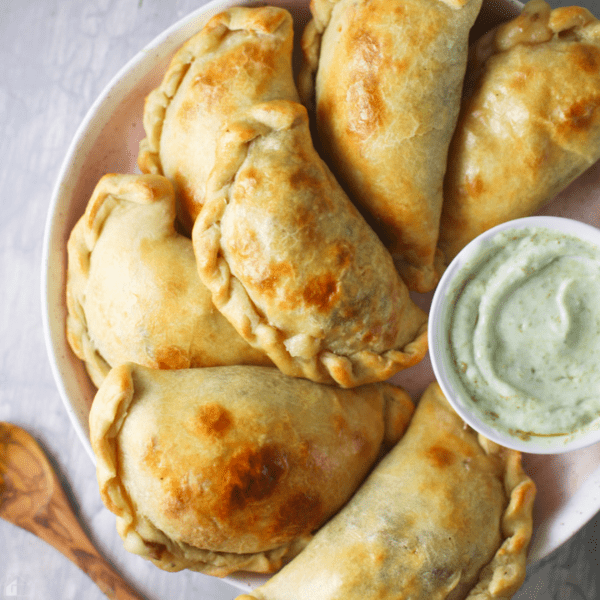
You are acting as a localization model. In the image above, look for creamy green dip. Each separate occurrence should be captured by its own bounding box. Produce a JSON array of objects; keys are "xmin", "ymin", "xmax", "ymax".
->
[{"xmin": 448, "ymin": 226, "xmax": 600, "ymax": 439}]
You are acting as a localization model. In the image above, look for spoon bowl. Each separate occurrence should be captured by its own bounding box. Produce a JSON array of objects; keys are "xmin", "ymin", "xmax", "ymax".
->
[{"xmin": 0, "ymin": 422, "xmax": 146, "ymax": 600}]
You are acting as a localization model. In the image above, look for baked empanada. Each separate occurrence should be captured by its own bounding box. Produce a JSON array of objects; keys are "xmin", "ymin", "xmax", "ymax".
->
[
  {"xmin": 138, "ymin": 6, "xmax": 299, "ymax": 233},
  {"xmin": 90, "ymin": 363, "xmax": 415, "ymax": 576},
  {"xmin": 238, "ymin": 382, "xmax": 536, "ymax": 600},
  {"xmin": 298, "ymin": 0, "xmax": 483, "ymax": 292},
  {"xmin": 192, "ymin": 99, "xmax": 429, "ymax": 388},
  {"xmin": 66, "ymin": 173, "xmax": 270, "ymax": 388},
  {"xmin": 439, "ymin": 0, "xmax": 600, "ymax": 262}
]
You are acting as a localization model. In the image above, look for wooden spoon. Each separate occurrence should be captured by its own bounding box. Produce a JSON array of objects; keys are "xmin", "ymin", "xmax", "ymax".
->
[{"xmin": 0, "ymin": 422, "xmax": 147, "ymax": 600}]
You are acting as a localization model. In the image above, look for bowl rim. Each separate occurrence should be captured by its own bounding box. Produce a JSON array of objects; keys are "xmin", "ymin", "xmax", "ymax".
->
[{"xmin": 429, "ymin": 215, "xmax": 600, "ymax": 455}]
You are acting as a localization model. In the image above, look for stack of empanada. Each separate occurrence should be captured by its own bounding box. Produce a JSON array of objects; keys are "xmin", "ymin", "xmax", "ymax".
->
[
  {"xmin": 62, "ymin": 0, "xmax": 600, "ymax": 595},
  {"xmin": 67, "ymin": 3, "xmax": 430, "ymax": 580}
]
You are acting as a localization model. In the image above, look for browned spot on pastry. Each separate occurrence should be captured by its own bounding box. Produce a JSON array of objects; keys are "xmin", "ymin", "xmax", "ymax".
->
[
  {"xmin": 303, "ymin": 273, "xmax": 340, "ymax": 311},
  {"xmin": 393, "ymin": 4, "xmax": 406, "ymax": 18},
  {"xmin": 570, "ymin": 43, "xmax": 600, "ymax": 74},
  {"xmin": 176, "ymin": 96, "xmax": 205, "ymax": 129},
  {"xmin": 193, "ymin": 403, "xmax": 233, "ymax": 438},
  {"xmin": 425, "ymin": 445, "xmax": 457, "ymax": 467},
  {"xmin": 164, "ymin": 478, "xmax": 194, "ymax": 516},
  {"xmin": 247, "ymin": 7, "xmax": 288, "ymax": 35},
  {"xmin": 293, "ymin": 205, "xmax": 317, "ymax": 231},
  {"xmin": 289, "ymin": 167, "xmax": 321, "ymax": 192},
  {"xmin": 346, "ymin": 77, "xmax": 385, "ymax": 137},
  {"xmin": 220, "ymin": 444, "xmax": 288, "ymax": 515},
  {"xmin": 530, "ymin": 10, "xmax": 542, "ymax": 22},
  {"xmin": 508, "ymin": 66, "xmax": 534, "ymax": 91},
  {"xmin": 332, "ymin": 413, "xmax": 347, "ymax": 434},
  {"xmin": 357, "ymin": 327, "xmax": 374, "ymax": 344},
  {"xmin": 256, "ymin": 261, "xmax": 294, "ymax": 294},
  {"xmin": 192, "ymin": 43, "xmax": 276, "ymax": 97},
  {"xmin": 153, "ymin": 346, "xmax": 191, "ymax": 370},
  {"xmin": 142, "ymin": 437, "xmax": 161, "ymax": 473},
  {"xmin": 240, "ymin": 42, "xmax": 278, "ymax": 75},
  {"xmin": 393, "ymin": 57, "xmax": 410, "ymax": 76},
  {"xmin": 351, "ymin": 28, "xmax": 381, "ymax": 66},
  {"xmin": 332, "ymin": 241, "xmax": 353, "ymax": 269},
  {"xmin": 559, "ymin": 95, "xmax": 600, "ymax": 135},
  {"xmin": 144, "ymin": 540, "xmax": 168, "ymax": 561},
  {"xmin": 241, "ymin": 166, "xmax": 263, "ymax": 189},
  {"xmin": 155, "ymin": 444, "xmax": 290, "ymax": 523},
  {"xmin": 465, "ymin": 174, "xmax": 484, "ymax": 198},
  {"xmin": 270, "ymin": 491, "xmax": 324, "ymax": 538},
  {"xmin": 344, "ymin": 30, "xmax": 386, "ymax": 138}
]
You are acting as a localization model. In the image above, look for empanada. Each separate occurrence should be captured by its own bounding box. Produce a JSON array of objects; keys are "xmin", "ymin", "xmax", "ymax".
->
[
  {"xmin": 439, "ymin": 0, "xmax": 600, "ymax": 262},
  {"xmin": 138, "ymin": 6, "xmax": 299, "ymax": 233},
  {"xmin": 238, "ymin": 382, "xmax": 536, "ymax": 600},
  {"xmin": 298, "ymin": 0, "xmax": 483, "ymax": 292},
  {"xmin": 192, "ymin": 99, "xmax": 429, "ymax": 388},
  {"xmin": 66, "ymin": 173, "xmax": 270, "ymax": 388},
  {"xmin": 90, "ymin": 363, "xmax": 415, "ymax": 576}
]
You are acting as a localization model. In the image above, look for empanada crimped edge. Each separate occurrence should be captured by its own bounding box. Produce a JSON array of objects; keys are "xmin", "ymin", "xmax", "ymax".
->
[
  {"xmin": 138, "ymin": 5, "xmax": 295, "ymax": 176},
  {"xmin": 192, "ymin": 99, "xmax": 428, "ymax": 388},
  {"xmin": 466, "ymin": 435, "xmax": 537, "ymax": 599},
  {"xmin": 66, "ymin": 173, "xmax": 173, "ymax": 388}
]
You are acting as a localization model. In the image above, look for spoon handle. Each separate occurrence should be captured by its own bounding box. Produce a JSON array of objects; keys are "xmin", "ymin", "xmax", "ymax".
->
[{"xmin": 14, "ymin": 470, "xmax": 148, "ymax": 600}]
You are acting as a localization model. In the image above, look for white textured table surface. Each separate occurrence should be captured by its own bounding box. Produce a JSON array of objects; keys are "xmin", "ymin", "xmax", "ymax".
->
[{"xmin": 1, "ymin": 0, "xmax": 599, "ymax": 598}]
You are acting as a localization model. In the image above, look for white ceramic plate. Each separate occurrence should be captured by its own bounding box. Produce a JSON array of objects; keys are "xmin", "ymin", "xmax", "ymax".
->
[{"xmin": 41, "ymin": 0, "xmax": 600, "ymax": 591}]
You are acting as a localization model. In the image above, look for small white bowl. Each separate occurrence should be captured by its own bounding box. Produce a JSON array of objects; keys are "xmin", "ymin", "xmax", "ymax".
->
[{"xmin": 430, "ymin": 216, "xmax": 600, "ymax": 454}]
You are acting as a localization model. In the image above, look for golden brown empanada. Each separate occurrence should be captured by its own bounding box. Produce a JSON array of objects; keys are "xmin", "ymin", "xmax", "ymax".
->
[
  {"xmin": 298, "ymin": 0, "xmax": 483, "ymax": 292},
  {"xmin": 66, "ymin": 173, "xmax": 270, "ymax": 388},
  {"xmin": 90, "ymin": 363, "xmax": 415, "ymax": 576},
  {"xmin": 138, "ymin": 6, "xmax": 299, "ymax": 233},
  {"xmin": 237, "ymin": 382, "xmax": 536, "ymax": 600},
  {"xmin": 192, "ymin": 99, "xmax": 429, "ymax": 389},
  {"xmin": 439, "ymin": 0, "xmax": 600, "ymax": 262}
]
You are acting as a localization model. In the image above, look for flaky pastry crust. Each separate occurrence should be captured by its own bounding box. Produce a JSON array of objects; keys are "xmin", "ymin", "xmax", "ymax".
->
[
  {"xmin": 298, "ymin": 0, "xmax": 483, "ymax": 291},
  {"xmin": 192, "ymin": 99, "xmax": 428, "ymax": 388}
]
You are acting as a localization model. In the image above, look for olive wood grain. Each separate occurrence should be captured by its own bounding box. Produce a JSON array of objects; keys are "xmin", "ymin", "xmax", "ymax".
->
[{"xmin": 0, "ymin": 422, "xmax": 146, "ymax": 600}]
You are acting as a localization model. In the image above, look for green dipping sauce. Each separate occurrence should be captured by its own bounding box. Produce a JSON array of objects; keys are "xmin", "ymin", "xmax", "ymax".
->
[{"xmin": 448, "ymin": 226, "xmax": 600, "ymax": 439}]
